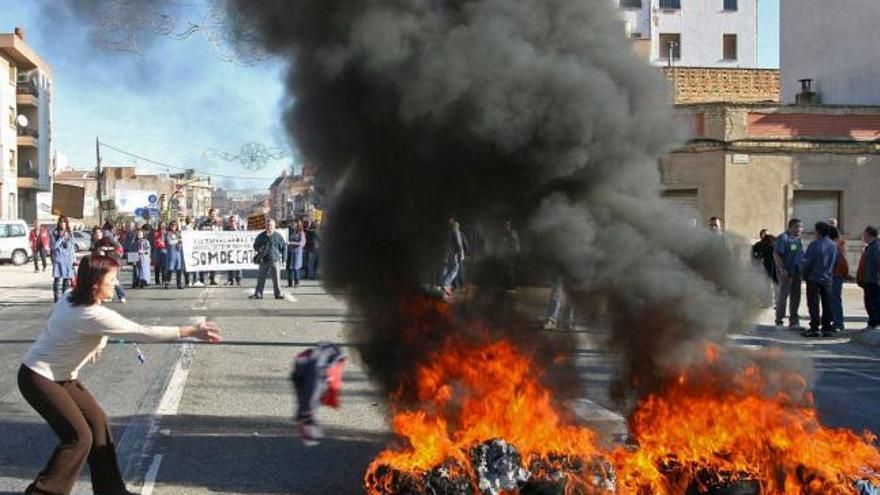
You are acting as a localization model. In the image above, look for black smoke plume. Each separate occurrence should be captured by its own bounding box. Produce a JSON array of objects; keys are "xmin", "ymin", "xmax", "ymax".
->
[{"xmin": 226, "ymin": 0, "xmax": 772, "ymax": 404}]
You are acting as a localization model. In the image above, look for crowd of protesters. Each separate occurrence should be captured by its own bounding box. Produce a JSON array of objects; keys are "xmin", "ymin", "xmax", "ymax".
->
[
  {"xmin": 30, "ymin": 213, "xmax": 323, "ymax": 303},
  {"xmin": 751, "ymin": 217, "xmax": 877, "ymax": 338}
]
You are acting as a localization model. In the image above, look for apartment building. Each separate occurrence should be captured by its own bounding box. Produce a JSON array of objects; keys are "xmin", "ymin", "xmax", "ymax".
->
[
  {"xmin": 616, "ymin": 0, "xmax": 758, "ymax": 68},
  {"xmin": 780, "ymin": 0, "xmax": 880, "ymax": 105},
  {"xmin": 0, "ymin": 28, "xmax": 52, "ymax": 222}
]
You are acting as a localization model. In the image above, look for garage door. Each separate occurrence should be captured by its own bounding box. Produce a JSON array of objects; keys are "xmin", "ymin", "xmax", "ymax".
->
[
  {"xmin": 661, "ymin": 189, "xmax": 700, "ymax": 227},
  {"xmin": 793, "ymin": 190, "xmax": 840, "ymax": 232}
]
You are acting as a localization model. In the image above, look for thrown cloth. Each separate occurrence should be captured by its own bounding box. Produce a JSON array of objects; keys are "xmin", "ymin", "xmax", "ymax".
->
[{"xmin": 291, "ymin": 342, "xmax": 346, "ymax": 423}]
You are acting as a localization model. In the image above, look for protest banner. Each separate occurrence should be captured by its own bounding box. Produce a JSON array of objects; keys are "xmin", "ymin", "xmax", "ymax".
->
[
  {"xmin": 52, "ymin": 184, "xmax": 85, "ymax": 218},
  {"xmin": 181, "ymin": 229, "xmax": 287, "ymax": 272}
]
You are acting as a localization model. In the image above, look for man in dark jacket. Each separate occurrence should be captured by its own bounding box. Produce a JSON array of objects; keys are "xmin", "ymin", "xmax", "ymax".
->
[
  {"xmin": 858, "ymin": 226, "xmax": 880, "ymax": 330},
  {"xmin": 251, "ymin": 219, "xmax": 287, "ymax": 300},
  {"xmin": 802, "ymin": 221, "xmax": 838, "ymax": 337},
  {"xmin": 751, "ymin": 229, "xmax": 776, "ymax": 308}
]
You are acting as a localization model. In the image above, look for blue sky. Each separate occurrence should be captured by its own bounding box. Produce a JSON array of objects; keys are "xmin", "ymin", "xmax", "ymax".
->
[
  {"xmin": 0, "ymin": 0, "xmax": 291, "ymax": 191},
  {"xmin": 757, "ymin": 0, "xmax": 780, "ymax": 68},
  {"xmin": 0, "ymin": 0, "xmax": 780, "ymax": 190}
]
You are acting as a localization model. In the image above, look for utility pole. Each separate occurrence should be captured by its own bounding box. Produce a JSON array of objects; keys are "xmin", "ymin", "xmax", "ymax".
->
[{"xmin": 96, "ymin": 137, "xmax": 103, "ymax": 225}]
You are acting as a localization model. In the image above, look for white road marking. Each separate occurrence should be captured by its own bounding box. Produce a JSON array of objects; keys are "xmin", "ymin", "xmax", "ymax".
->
[
  {"xmin": 141, "ymin": 454, "xmax": 163, "ymax": 495},
  {"xmin": 155, "ymin": 344, "xmax": 192, "ymax": 416},
  {"xmin": 191, "ymin": 288, "xmax": 213, "ymax": 311},
  {"xmin": 156, "ymin": 317, "xmax": 203, "ymax": 416},
  {"xmin": 284, "ymin": 292, "xmax": 298, "ymax": 302}
]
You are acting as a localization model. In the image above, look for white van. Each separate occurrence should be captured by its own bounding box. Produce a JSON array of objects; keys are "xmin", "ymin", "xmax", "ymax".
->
[{"xmin": 0, "ymin": 220, "xmax": 33, "ymax": 265}]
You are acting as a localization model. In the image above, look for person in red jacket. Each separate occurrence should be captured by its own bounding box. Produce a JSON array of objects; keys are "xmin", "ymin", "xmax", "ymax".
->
[
  {"xmin": 29, "ymin": 220, "xmax": 50, "ymax": 272},
  {"xmin": 828, "ymin": 225, "xmax": 850, "ymax": 331},
  {"xmin": 151, "ymin": 222, "xmax": 168, "ymax": 285}
]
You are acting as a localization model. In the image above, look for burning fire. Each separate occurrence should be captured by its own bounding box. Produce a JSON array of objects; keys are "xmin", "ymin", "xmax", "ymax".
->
[
  {"xmin": 612, "ymin": 346, "xmax": 880, "ymax": 494},
  {"xmin": 365, "ymin": 302, "xmax": 880, "ymax": 494},
  {"xmin": 365, "ymin": 336, "xmax": 605, "ymax": 494}
]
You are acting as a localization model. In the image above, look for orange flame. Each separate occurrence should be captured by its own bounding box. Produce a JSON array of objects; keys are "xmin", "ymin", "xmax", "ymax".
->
[
  {"xmin": 612, "ymin": 352, "xmax": 880, "ymax": 494},
  {"xmin": 364, "ymin": 298, "xmax": 880, "ymax": 495},
  {"xmin": 364, "ymin": 336, "xmax": 602, "ymax": 493}
]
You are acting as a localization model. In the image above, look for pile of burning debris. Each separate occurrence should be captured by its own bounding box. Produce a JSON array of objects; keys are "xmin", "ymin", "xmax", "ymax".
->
[
  {"xmin": 366, "ymin": 438, "xmax": 615, "ymax": 495},
  {"xmin": 363, "ymin": 337, "xmax": 880, "ymax": 495}
]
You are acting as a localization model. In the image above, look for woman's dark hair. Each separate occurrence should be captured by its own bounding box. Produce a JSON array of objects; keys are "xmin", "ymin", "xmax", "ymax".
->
[
  {"xmin": 68, "ymin": 255, "xmax": 121, "ymax": 306},
  {"xmin": 102, "ymin": 220, "xmax": 114, "ymax": 232},
  {"xmin": 56, "ymin": 216, "xmax": 70, "ymax": 233}
]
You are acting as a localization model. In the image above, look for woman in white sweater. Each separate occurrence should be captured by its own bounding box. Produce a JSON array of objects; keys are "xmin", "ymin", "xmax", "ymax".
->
[{"xmin": 19, "ymin": 254, "xmax": 221, "ymax": 495}]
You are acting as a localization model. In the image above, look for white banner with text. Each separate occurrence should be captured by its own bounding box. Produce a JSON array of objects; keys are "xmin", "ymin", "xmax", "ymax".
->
[{"xmin": 181, "ymin": 230, "xmax": 287, "ymax": 272}]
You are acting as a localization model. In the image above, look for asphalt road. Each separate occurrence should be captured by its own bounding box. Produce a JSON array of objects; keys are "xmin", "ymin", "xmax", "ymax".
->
[{"xmin": 0, "ymin": 266, "xmax": 879, "ymax": 494}]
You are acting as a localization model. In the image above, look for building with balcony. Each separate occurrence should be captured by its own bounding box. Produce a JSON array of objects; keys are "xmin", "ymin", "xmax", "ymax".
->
[
  {"xmin": 168, "ymin": 169, "xmax": 213, "ymax": 218},
  {"xmin": 615, "ymin": 0, "xmax": 758, "ymax": 69},
  {"xmin": 268, "ymin": 166, "xmax": 320, "ymax": 222},
  {"xmin": 0, "ymin": 27, "xmax": 52, "ymax": 222},
  {"xmin": 780, "ymin": 0, "xmax": 880, "ymax": 106}
]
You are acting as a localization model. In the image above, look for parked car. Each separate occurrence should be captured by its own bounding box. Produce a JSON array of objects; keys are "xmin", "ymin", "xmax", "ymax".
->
[
  {"xmin": 72, "ymin": 231, "xmax": 92, "ymax": 252},
  {"xmin": 0, "ymin": 220, "xmax": 33, "ymax": 266}
]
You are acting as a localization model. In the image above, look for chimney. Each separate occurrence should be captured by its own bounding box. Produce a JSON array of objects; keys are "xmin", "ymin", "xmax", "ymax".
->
[
  {"xmin": 795, "ymin": 78, "xmax": 819, "ymax": 105},
  {"xmin": 13, "ymin": 25, "xmax": 25, "ymax": 40}
]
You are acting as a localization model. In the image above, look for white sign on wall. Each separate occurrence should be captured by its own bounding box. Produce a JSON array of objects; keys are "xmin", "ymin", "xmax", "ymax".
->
[
  {"xmin": 37, "ymin": 192, "xmax": 53, "ymax": 221},
  {"xmin": 115, "ymin": 189, "xmax": 156, "ymax": 214},
  {"xmin": 181, "ymin": 229, "xmax": 288, "ymax": 272}
]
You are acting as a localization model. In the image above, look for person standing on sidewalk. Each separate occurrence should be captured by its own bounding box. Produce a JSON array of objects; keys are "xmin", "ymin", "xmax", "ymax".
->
[
  {"xmin": 251, "ymin": 219, "xmax": 287, "ymax": 300},
  {"xmin": 773, "ymin": 218, "xmax": 805, "ymax": 330},
  {"xmin": 857, "ymin": 226, "xmax": 880, "ymax": 331},
  {"xmin": 286, "ymin": 219, "xmax": 306, "ymax": 288},
  {"xmin": 828, "ymin": 225, "xmax": 850, "ymax": 332},
  {"xmin": 30, "ymin": 220, "xmax": 50, "ymax": 273},
  {"xmin": 18, "ymin": 254, "xmax": 221, "ymax": 495},
  {"xmin": 802, "ymin": 222, "xmax": 838, "ymax": 338},
  {"xmin": 51, "ymin": 217, "xmax": 76, "ymax": 303},
  {"xmin": 225, "ymin": 215, "xmax": 243, "ymax": 286},
  {"xmin": 751, "ymin": 229, "xmax": 777, "ymax": 308},
  {"xmin": 164, "ymin": 220, "xmax": 185, "ymax": 289}
]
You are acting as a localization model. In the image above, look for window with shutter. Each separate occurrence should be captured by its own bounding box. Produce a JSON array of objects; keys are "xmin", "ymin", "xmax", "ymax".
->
[{"xmin": 793, "ymin": 191, "xmax": 841, "ymax": 233}]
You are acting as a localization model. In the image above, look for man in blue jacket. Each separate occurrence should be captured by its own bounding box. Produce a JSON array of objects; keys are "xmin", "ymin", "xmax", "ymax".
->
[
  {"xmin": 251, "ymin": 219, "xmax": 287, "ymax": 300},
  {"xmin": 802, "ymin": 221, "xmax": 838, "ymax": 338},
  {"xmin": 773, "ymin": 218, "xmax": 805, "ymax": 329}
]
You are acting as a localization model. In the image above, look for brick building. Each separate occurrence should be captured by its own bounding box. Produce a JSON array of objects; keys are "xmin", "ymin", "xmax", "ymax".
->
[
  {"xmin": 663, "ymin": 67, "xmax": 779, "ymax": 104},
  {"xmin": 54, "ymin": 166, "xmax": 213, "ymax": 225}
]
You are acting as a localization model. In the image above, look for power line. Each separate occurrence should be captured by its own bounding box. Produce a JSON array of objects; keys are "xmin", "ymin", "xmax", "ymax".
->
[{"xmin": 98, "ymin": 141, "xmax": 281, "ymax": 181}]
